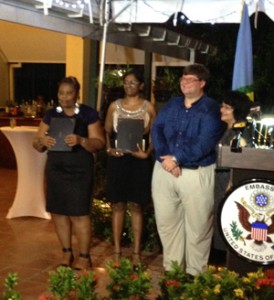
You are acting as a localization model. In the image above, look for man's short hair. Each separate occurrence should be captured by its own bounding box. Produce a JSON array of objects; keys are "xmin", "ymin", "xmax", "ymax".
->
[{"xmin": 183, "ymin": 64, "xmax": 210, "ymax": 83}]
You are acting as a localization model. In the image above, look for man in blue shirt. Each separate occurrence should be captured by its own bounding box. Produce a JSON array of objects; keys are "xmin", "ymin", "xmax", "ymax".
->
[{"xmin": 152, "ymin": 64, "xmax": 225, "ymax": 278}]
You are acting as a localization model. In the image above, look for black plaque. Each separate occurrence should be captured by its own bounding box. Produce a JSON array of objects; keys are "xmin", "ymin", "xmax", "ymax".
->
[
  {"xmin": 117, "ymin": 118, "xmax": 144, "ymax": 152},
  {"xmin": 48, "ymin": 117, "xmax": 76, "ymax": 151}
]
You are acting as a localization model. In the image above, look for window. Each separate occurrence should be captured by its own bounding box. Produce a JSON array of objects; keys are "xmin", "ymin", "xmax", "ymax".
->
[{"xmin": 14, "ymin": 63, "xmax": 65, "ymax": 104}]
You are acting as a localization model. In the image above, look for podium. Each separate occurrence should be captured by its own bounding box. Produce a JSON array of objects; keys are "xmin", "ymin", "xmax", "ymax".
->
[{"xmin": 217, "ymin": 145, "xmax": 274, "ymax": 275}]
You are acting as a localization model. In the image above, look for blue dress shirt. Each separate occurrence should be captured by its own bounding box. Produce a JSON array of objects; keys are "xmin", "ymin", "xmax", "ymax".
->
[{"xmin": 152, "ymin": 95, "xmax": 226, "ymax": 168}]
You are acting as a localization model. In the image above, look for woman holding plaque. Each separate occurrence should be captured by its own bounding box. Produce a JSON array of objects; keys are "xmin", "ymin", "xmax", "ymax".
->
[
  {"xmin": 104, "ymin": 69, "xmax": 156, "ymax": 265},
  {"xmin": 33, "ymin": 76, "xmax": 105, "ymax": 270}
]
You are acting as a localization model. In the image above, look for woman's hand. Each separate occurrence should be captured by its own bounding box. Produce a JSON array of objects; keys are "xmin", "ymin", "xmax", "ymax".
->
[
  {"xmin": 41, "ymin": 135, "xmax": 56, "ymax": 149},
  {"xmin": 65, "ymin": 134, "xmax": 79, "ymax": 147},
  {"xmin": 106, "ymin": 147, "xmax": 124, "ymax": 157},
  {"xmin": 127, "ymin": 144, "xmax": 148, "ymax": 159}
]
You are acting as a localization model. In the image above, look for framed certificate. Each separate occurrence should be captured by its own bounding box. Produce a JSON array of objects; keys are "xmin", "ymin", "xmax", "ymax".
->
[
  {"xmin": 117, "ymin": 118, "xmax": 144, "ymax": 152},
  {"xmin": 47, "ymin": 117, "xmax": 76, "ymax": 151}
]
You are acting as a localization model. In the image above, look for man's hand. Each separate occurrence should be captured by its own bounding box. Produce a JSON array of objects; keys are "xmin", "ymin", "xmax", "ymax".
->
[
  {"xmin": 171, "ymin": 166, "xmax": 181, "ymax": 177},
  {"xmin": 160, "ymin": 155, "xmax": 180, "ymax": 176}
]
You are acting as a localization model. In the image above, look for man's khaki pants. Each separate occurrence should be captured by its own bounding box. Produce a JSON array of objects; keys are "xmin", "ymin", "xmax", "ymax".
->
[{"xmin": 152, "ymin": 161, "xmax": 215, "ymax": 276}]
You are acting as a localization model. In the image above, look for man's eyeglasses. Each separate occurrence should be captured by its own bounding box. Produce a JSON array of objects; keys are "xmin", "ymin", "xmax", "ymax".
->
[
  {"xmin": 123, "ymin": 80, "xmax": 140, "ymax": 86},
  {"xmin": 180, "ymin": 77, "xmax": 200, "ymax": 84}
]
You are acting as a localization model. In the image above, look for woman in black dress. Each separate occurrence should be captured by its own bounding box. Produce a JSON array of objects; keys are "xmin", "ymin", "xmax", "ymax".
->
[
  {"xmin": 104, "ymin": 69, "xmax": 156, "ymax": 265},
  {"xmin": 33, "ymin": 76, "xmax": 105, "ymax": 270}
]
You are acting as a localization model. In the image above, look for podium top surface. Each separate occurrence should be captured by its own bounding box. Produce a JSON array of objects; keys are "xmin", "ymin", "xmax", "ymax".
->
[{"xmin": 217, "ymin": 145, "xmax": 274, "ymax": 171}]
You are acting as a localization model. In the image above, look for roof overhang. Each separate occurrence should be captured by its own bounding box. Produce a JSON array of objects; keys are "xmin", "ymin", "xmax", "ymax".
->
[{"xmin": 0, "ymin": 0, "xmax": 218, "ymax": 61}]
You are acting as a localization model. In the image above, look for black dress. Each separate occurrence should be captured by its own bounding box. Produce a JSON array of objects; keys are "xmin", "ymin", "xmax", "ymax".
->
[
  {"xmin": 106, "ymin": 153, "xmax": 153, "ymax": 206},
  {"xmin": 43, "ymin": 104, "xmax": 98, "ymax": 216},
  {"xmin": 106, "ymin": 100, "xmax": 153, "ymax": 206}
]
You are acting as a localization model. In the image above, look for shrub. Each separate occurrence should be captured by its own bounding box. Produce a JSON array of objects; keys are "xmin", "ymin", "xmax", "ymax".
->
[{"xmin": 105, "ymin": 258, "xmax": 151, "ymax": 300}]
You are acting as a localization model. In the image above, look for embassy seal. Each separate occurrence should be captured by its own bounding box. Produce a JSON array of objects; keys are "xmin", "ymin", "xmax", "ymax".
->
[{"xmin": 219, "ymin": 178, "xmax": 274, "ymax": 265}]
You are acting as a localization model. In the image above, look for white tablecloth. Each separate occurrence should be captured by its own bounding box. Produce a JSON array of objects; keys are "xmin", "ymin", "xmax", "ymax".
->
[{"xmin": 1, "ymin": 126, "xmax": 51, "ymax": 219}]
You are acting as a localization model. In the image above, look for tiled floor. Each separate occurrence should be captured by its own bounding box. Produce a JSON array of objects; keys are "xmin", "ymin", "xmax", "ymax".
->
[
  {"xmin": 0, "ymin": 167, "xmax": 165, "ymax": 299},
  {"xmin": 0, "ymin": 167, "xmax": 226, "ymax": 299}
]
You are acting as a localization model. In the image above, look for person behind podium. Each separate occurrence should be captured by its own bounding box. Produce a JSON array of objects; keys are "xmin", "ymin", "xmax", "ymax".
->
[
  {"xmin": 219, "ymin": 90, "xmax": 253, "ymax": 148},
  {"xmin": 104, "ymin": 69, "xmax": 156, "ymax": 265},
  {"xmin": 33, "ymin": 76, "xmax": 105, "ymax": 270},
  {"xmin": 213, "ymin": 90, "xmax": 252, "ymax": 256},
  {"xmin": 151, "ymin": 63, "xmax": 225, "ymax": 278}
]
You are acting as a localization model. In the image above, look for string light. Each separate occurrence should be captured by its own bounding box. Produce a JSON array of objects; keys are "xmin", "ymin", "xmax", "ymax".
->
[
  {"xmin": 34, "ymin": 1, "xmax": 270, "ymax": 26},
  {"xmin": 190, "ymin": 10, "xmax": 239, "ymax": 24},
  {"xmin": 123, "ymin": 0, "xmax": 243, "ymax": 24},
  {"xmin": 49, "ymin": 1, "xmax": 241, "ymax": 27},
  {"xmin": 35, "ymin": 0, "xmax": 94, "ymax": 22},
  {"xmin": 53, "ymin": 0, "xmax": 85, "ymax": 9},
  {"xmin": 36, "ymin": 0, "xmax": 88, "ymax": 12}
]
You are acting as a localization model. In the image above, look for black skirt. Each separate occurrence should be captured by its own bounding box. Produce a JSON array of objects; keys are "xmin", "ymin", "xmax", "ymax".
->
[
  {"xmin": 106, "ymin": 154, "xmax": 153, "ymax": 206},
  {"xmin": 45, "ymin": 148, "xmax": 94, "ymax": 216}
]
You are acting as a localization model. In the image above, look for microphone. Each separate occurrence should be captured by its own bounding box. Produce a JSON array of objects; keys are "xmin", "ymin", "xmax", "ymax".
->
[{"xmin": 230, "ymin": 121, "xmax": 247, "ymax": 153}]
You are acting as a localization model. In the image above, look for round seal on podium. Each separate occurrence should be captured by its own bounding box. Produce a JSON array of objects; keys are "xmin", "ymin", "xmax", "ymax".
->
[{"xmin": 219, "ymin": 178, "xmax": 274, "ymax": 265}]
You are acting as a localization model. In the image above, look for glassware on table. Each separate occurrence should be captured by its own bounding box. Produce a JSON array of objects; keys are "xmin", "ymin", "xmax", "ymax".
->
[{"xmin": 10, "ymin": 118, "xmax": 16, "ymax": 128}]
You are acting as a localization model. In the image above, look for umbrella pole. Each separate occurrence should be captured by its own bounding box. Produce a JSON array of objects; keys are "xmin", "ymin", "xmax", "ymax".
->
[
  {"xmin": 96, "ymin": 0, "xmax": 134, "ymax": 111},
  {"xmin": 97, "ymin": 21, "xmax": 108, "ymax": 112},
  {"xmin": 97, "ymin": 0, "xmax": 111, "ymax": 112}
]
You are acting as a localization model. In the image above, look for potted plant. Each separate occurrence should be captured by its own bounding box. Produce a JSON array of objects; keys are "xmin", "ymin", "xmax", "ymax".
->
[
  {"xmin": 156, "ymin": 261, "xmax": 190, "ymax": 300},
  {"xmin": 39, "ymin": 266, "xmax": 98, "ymax": 300},
  {"xmin": 2, "ymin": 273, "xmax": 21, "ymax": 300},
  {"xmin": 105, "ymin": 258, "xmax": 151, "ymax": 300},
  {"xmin": 157, "ymin": 263, "xmax": 273, "ymax": 300}
]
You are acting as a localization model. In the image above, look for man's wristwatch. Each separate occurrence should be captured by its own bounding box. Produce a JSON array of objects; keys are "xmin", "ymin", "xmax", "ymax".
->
[{"xmin": 172, "ymin": 156, "xmax": 179, "ymax": 166}]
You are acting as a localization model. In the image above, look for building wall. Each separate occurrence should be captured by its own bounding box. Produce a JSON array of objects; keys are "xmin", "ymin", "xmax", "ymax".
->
[
  {"xmin": 0, "ymin": 49, "xmax": 9, "ymax": 107},
  {"xmin": 104, "ymin": 43, "xmax": 145, "ymax": 65},
  {"xmin": 0, "ymin": 20, "xmax": 189, "ymax": 107},
  {"xmin": 0, "ymin": 21, "xmax": 146, "ymax": 65},
  {"xmin": 0, "ymin": 21, "xmax": 66, "ymax": 63}
]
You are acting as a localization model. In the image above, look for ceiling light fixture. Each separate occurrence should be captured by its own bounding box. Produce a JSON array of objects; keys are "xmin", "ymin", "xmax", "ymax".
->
[
  {"xmin": 67, "ymin": 6, "xmax": 84, "ymax": 18},
  {"xmin": 35, "ymin": 0, "xmax": 53, "ymax": 15}
]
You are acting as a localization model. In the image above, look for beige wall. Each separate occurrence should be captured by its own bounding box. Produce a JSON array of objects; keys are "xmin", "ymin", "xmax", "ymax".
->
[
  {"xmin": 66, "ymin": 35, "xmax": 92, "ymax": 103},
  {"xmin": 0, "ymin": 21, "xmax": 147, "ymax": 107},
  {"xmin": 0, "ymin": 21, "xmax": 66, "ymax": 63},
  {"xmin": 104, "ymin": 43, "xmax": 145, "ymax": 65},
  {"xmin": 0, "ymin": 49, "xmax": 9, "ymax": 105},
  {"xmin": 0, "ymin": 21, "xmax": 66, "ymax": 107},
  {"xmin": 0, "ymin": 21, "xmax": 146, "ymax": 65},
  {"xmin": 0, "ymin": 20, "xmax": 188, "ymax": 107}
]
